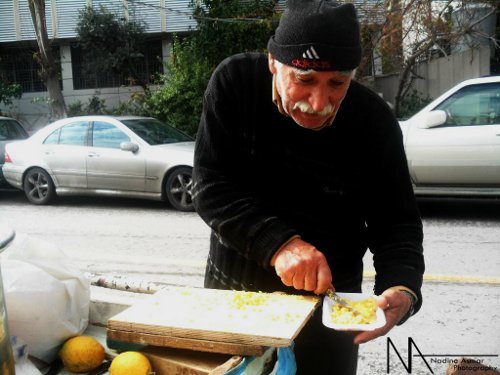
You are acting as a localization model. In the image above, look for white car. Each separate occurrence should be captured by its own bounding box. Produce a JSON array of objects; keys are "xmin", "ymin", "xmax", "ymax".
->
[
  {"xmin": 399, "ymin": 75, "xmax": 500, "ymax": 197},
  {"xmin": 3, "ymin": 116, "xmax": 195, "ymax": 211}
]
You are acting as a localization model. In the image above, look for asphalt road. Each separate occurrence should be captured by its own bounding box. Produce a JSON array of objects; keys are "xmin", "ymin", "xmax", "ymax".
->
[{"xmin": 1, "ymin": 189, "xmax": 499, "ymax": 374}]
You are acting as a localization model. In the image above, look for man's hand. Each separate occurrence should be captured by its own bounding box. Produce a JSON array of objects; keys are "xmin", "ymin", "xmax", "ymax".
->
[
  {"xmin": 353, "ymin": 289, "xmax": 413, "ymax": 344},
  {"xmin": 271, "ymin": 237, "xmax": 332, "ymax": 295}
]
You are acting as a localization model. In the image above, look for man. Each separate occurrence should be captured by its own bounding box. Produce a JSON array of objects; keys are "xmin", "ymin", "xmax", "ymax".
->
[{"xmin": 193, "ymin": 0, "xmax": 425, "ymax": 373}]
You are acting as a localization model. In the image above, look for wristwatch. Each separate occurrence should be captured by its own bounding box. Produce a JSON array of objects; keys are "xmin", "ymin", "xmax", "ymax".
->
[{"xmin": 396, "ymin": 290, "xmax": 416, "ymax": 325}]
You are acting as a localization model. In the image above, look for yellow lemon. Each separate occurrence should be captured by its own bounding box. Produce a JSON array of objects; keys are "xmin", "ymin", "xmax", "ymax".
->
[
  {"xmin": 109, "ymin": 351, "xmax": 152, "ymax": 375},
  {"xmin": 59, "ymin": 335, "xmax": 105, "ymax": 373}
]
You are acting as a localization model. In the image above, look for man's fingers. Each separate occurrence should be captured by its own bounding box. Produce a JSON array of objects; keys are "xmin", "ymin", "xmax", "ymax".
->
[
  {"xmin": 293, "ymin": 267, "xmax": 307, "ymax": 290},
  {"xmin": 273, "ymin": 238, "xmax": 332, "ymax": 294},
  {"xmin": 354, "ymin": 325, "xmax": 390, "ymax": 345},
  {"xmin": 304, "ymin": 272, "xmax": 317, "ymax": 291},
  {"xmin": 314, "ymin": 260, "xmax": 332, "ymax": 294},
  {"xmin": 280, "ymin": 263, "xmax": 313, "ymax": 290},
  {"xmin": 376, "ymin": 295, "xmax": 390, "ymax": 310},
  {"xmin": 354, "ymin": 293, "xmax": 410, "ymax": 344},
  {"xmin": 276, "ymin": 266, "xmax": 294, "ymax": 287}
]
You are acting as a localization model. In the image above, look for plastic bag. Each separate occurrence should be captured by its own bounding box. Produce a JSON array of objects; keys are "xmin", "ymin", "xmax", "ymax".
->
[
  {"xmin": 271, "ymin": 346, "xmax": 297, "ymax": 375},
  {"xmin": 1, "ymin": 235, "xmax": 90, "ymax": 363},
  {"xmin": 225, "ymin": 347, "xmax": 277, "ymax": 375},
  {"xmin": 225, "ymin": 344, "xmax": 297, "ymax": 375},
  {"xmin": 10, "ymin": 336, "xmax": 43, "ymax": 375}
]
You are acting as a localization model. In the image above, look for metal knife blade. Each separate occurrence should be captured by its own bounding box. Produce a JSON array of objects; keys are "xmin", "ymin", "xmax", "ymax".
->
[{"xmin": 325, "ymin": 289, "xmax": 349, "ymax": 307}]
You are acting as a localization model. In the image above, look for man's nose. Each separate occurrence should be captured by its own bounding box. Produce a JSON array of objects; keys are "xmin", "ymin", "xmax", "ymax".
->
[{"xmin": 308, "ymin": 87, "xmax": 331, "ymax": 113}]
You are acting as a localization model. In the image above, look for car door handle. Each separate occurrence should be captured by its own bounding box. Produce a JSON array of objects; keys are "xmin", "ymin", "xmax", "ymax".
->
[{"xmin": 87, "ymin": 152, "xmax": 100, "ymax": 157}]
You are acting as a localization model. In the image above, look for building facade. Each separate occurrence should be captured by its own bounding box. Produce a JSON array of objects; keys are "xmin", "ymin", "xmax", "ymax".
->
[{"xmin": 0, "ymin": 0, "xmax": 197, "ymax": 130}]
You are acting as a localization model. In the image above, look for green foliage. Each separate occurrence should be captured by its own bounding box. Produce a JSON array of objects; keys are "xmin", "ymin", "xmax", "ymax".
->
[
  {"xmin": 191, "ymin": 0, "xmax": 278, "ymax": 68},
  {"xmin": 67, "ymin": 94, "xmax": 148, "ymax": 117},
  {"xmin": 76, "ymin": 6, "xmax": 147, "ymax": 88},
  {"xmin": 67, "ymin": 96, "xmax": 107, "ymax": 116},
  {"xmin": 0, "ymin": 75, "xmax": 22, "ymax": 108},
  {"xmin": 398, "ymin": 90, "xmax": 433, "ymax": 120},
  {"xmin": 107, "ymin": 93, "xmax": 148, "ymax": 116},
  {"xmin": 143, "ymin": 0, "xmax": 279, "ymax": 136},
  {"xmin": 144, "ymin": 37, "xmax": 212, "ymax": 135}
]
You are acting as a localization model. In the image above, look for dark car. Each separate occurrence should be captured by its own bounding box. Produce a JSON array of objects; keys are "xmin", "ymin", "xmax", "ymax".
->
[{"xmin": 0, "ymin": 117, "xmax": 29, "ymax": 187}]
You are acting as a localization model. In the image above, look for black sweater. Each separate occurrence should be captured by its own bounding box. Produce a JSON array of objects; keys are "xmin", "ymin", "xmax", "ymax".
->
[{"xmin": 193, "ymin": 53, "xmax": 425, "ymax": 313}]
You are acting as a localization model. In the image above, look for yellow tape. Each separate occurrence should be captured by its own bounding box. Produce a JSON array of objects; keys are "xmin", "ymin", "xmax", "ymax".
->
[{"xmin": 363, "ymin": 271, "xmax": 500, "ymax": 285}]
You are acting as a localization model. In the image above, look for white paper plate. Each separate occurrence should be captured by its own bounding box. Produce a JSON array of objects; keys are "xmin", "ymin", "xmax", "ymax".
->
[{"xmin": 322, "ymin": 292, "xmax": 386, "ymax": 331}]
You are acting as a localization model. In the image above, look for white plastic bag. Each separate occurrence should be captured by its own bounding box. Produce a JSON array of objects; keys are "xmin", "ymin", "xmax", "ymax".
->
[
  {"xmin": 10, "ymin": 336, "xmax": 43, "ymax": 375},
  {"xmin": 1, "ymin": 235, "xmax": 90, "ymax": 363}
]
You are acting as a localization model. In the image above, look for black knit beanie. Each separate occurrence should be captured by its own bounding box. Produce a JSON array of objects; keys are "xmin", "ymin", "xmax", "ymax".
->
[{"xmin": 267, "ymin": 0, "xmax": 361, "ymax": 71}]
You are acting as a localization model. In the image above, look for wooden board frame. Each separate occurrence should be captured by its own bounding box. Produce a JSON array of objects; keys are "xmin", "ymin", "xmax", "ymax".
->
[
  {"xmin": 107, "ymin": 328, "xmax": 266, "ymax": 356},
  {"xmin": 107, "ymin": 287, "xmax": 320, "ymax": 356}
]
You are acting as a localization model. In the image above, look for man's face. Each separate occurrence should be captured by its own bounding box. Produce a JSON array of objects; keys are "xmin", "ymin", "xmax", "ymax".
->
[{"xmin": 269, "ymin": 54, "xmax": 352, "ymax": 131}]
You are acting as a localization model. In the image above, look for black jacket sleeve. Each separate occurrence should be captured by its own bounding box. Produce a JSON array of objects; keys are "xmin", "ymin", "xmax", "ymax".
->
[
  {"xmin": 192, "ymin": 57, "xmax": 297, "ymax": 270},
  {"xmin": 361, "ymin": 93, "xmax": 425, "ymax": 313}
]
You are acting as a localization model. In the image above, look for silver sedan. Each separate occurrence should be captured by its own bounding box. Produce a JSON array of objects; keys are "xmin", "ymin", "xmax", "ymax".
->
[{"xmin": 2, "ymin": 116, "xmax": 195, "ymax": 211}]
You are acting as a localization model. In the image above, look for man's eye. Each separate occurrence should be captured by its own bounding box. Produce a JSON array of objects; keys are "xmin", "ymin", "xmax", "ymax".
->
[
  {"xmin": 329, "ymin": 80, "xmax": 346, "ymax": 87},
  {"xmin": 297, "ymin": 76, "xmax": 314, "ymax": 83}
]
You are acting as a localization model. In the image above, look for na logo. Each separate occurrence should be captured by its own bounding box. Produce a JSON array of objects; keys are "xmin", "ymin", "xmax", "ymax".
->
[{"xmin": 387, "ymin": 337, "xmax": 434, "ymax": 373}]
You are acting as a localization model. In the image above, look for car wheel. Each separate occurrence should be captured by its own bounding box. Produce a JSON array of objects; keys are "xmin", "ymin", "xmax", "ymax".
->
[
  {"xmin": 165, "ymin": 166, "xmax": 194, "ymax": 212},
  {"xmin": 23, "ymin": 167, "xmax": 55, "ymax": 205}
]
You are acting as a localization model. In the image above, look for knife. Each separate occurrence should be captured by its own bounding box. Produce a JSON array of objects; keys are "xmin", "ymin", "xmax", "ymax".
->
[{"xmin": 325, "ymin": 289, "xmax": 349, "ymax": 308}]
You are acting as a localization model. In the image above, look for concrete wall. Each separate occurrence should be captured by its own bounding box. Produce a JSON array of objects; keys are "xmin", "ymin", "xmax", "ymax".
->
[
  {"xmin": 412, "ymin": 46, "xmax": 491, "ymax": 99},
  {"xmin": 371, "ymin": 46, "xmax": 492, "ymax": 108},
  {"xmin": 1, "ymin": 41, "xmax": 172, "ymax": 134}
]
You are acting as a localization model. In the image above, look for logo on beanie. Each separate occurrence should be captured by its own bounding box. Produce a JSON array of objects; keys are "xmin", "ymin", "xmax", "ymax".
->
[
  {"xmin": 302, "ymin": 46, "xmax": 320, "ymax": 59},
  {"xmin": 290, "ymin": 46, "xmax": 332, "ymax": 70}
]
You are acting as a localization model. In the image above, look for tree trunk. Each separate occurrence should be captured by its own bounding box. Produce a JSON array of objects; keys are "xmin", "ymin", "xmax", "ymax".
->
[{"xmin": 28, "ymin": 0, "xmax": 67, "ymax": 119}]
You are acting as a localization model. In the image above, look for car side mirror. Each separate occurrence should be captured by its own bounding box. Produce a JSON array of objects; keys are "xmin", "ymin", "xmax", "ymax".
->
[
  {"xmin": 419, "ymin": 110, "xmax": 447, "ymax": 129},
  {"xmin": 120, "ymin": 142, "xmax": 139, "ymax": 153}
]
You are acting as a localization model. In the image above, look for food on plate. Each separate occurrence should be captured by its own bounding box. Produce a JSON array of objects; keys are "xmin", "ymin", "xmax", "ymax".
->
[
  {"xmin": 331, "ymin": 296, "xmax": 378, "ymax": 325},
  {"xmin": 109, "ymin": 351, "xmax": 152, "ymax": 375},
  {"xmin": 58, "ymin": 335, "xmax": 105, "ymax": 373}
]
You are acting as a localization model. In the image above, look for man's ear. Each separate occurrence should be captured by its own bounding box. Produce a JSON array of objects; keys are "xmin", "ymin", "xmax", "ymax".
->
[{"xmin": 268, "ymin": 53, "xmax": 277, "ymax": 74}]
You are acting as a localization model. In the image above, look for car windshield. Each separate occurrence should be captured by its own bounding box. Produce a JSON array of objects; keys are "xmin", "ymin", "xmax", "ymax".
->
[
  {"xmin": 121, "ymin": 118, "xmax": 193, "ymax": 145},
  {"xmin": 0, "ymin": 119, "xmax": 28, "ymax": 141}
]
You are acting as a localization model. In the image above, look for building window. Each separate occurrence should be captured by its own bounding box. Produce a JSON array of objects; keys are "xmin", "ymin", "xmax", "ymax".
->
[
  {"xmin": 71, "ymin": 39, "xmax": 164, "ymax": 90},
  {"xmin": 0, "ymin": 46, "xmax": 60, "ymax": 93}
]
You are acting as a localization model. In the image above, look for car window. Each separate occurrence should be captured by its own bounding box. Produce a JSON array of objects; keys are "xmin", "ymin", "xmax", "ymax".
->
[
  {"xmin": 43, "ymin": 121, "xmax": 88, "ymax": 145},
  {"xmin": 0, "ymin": 119, "xmax": 27, "ymax": 140},
  {"xmin": 92, "ymin": 121, "xmax": 130, "ymax": 149},
  {"xmin": 434, "ymin": 83, "xmax": 500, "ymax": 127},
  {"xmin": 44, "ymin": 129, "xmax": 60, "ymax": 144},
  {"xmin": 121, "ymin": 118, "xmax": 193, "ymax": 145}
]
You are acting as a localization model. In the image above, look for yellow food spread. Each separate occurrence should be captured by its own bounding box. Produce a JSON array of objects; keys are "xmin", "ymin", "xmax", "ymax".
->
[
  {"xmin": 331, "ymin": 297, "xmax": 378, "ymax": 325},
  {"xmin": 228, "ymin": 291, "xmax": 270, "ymax": 310}
]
